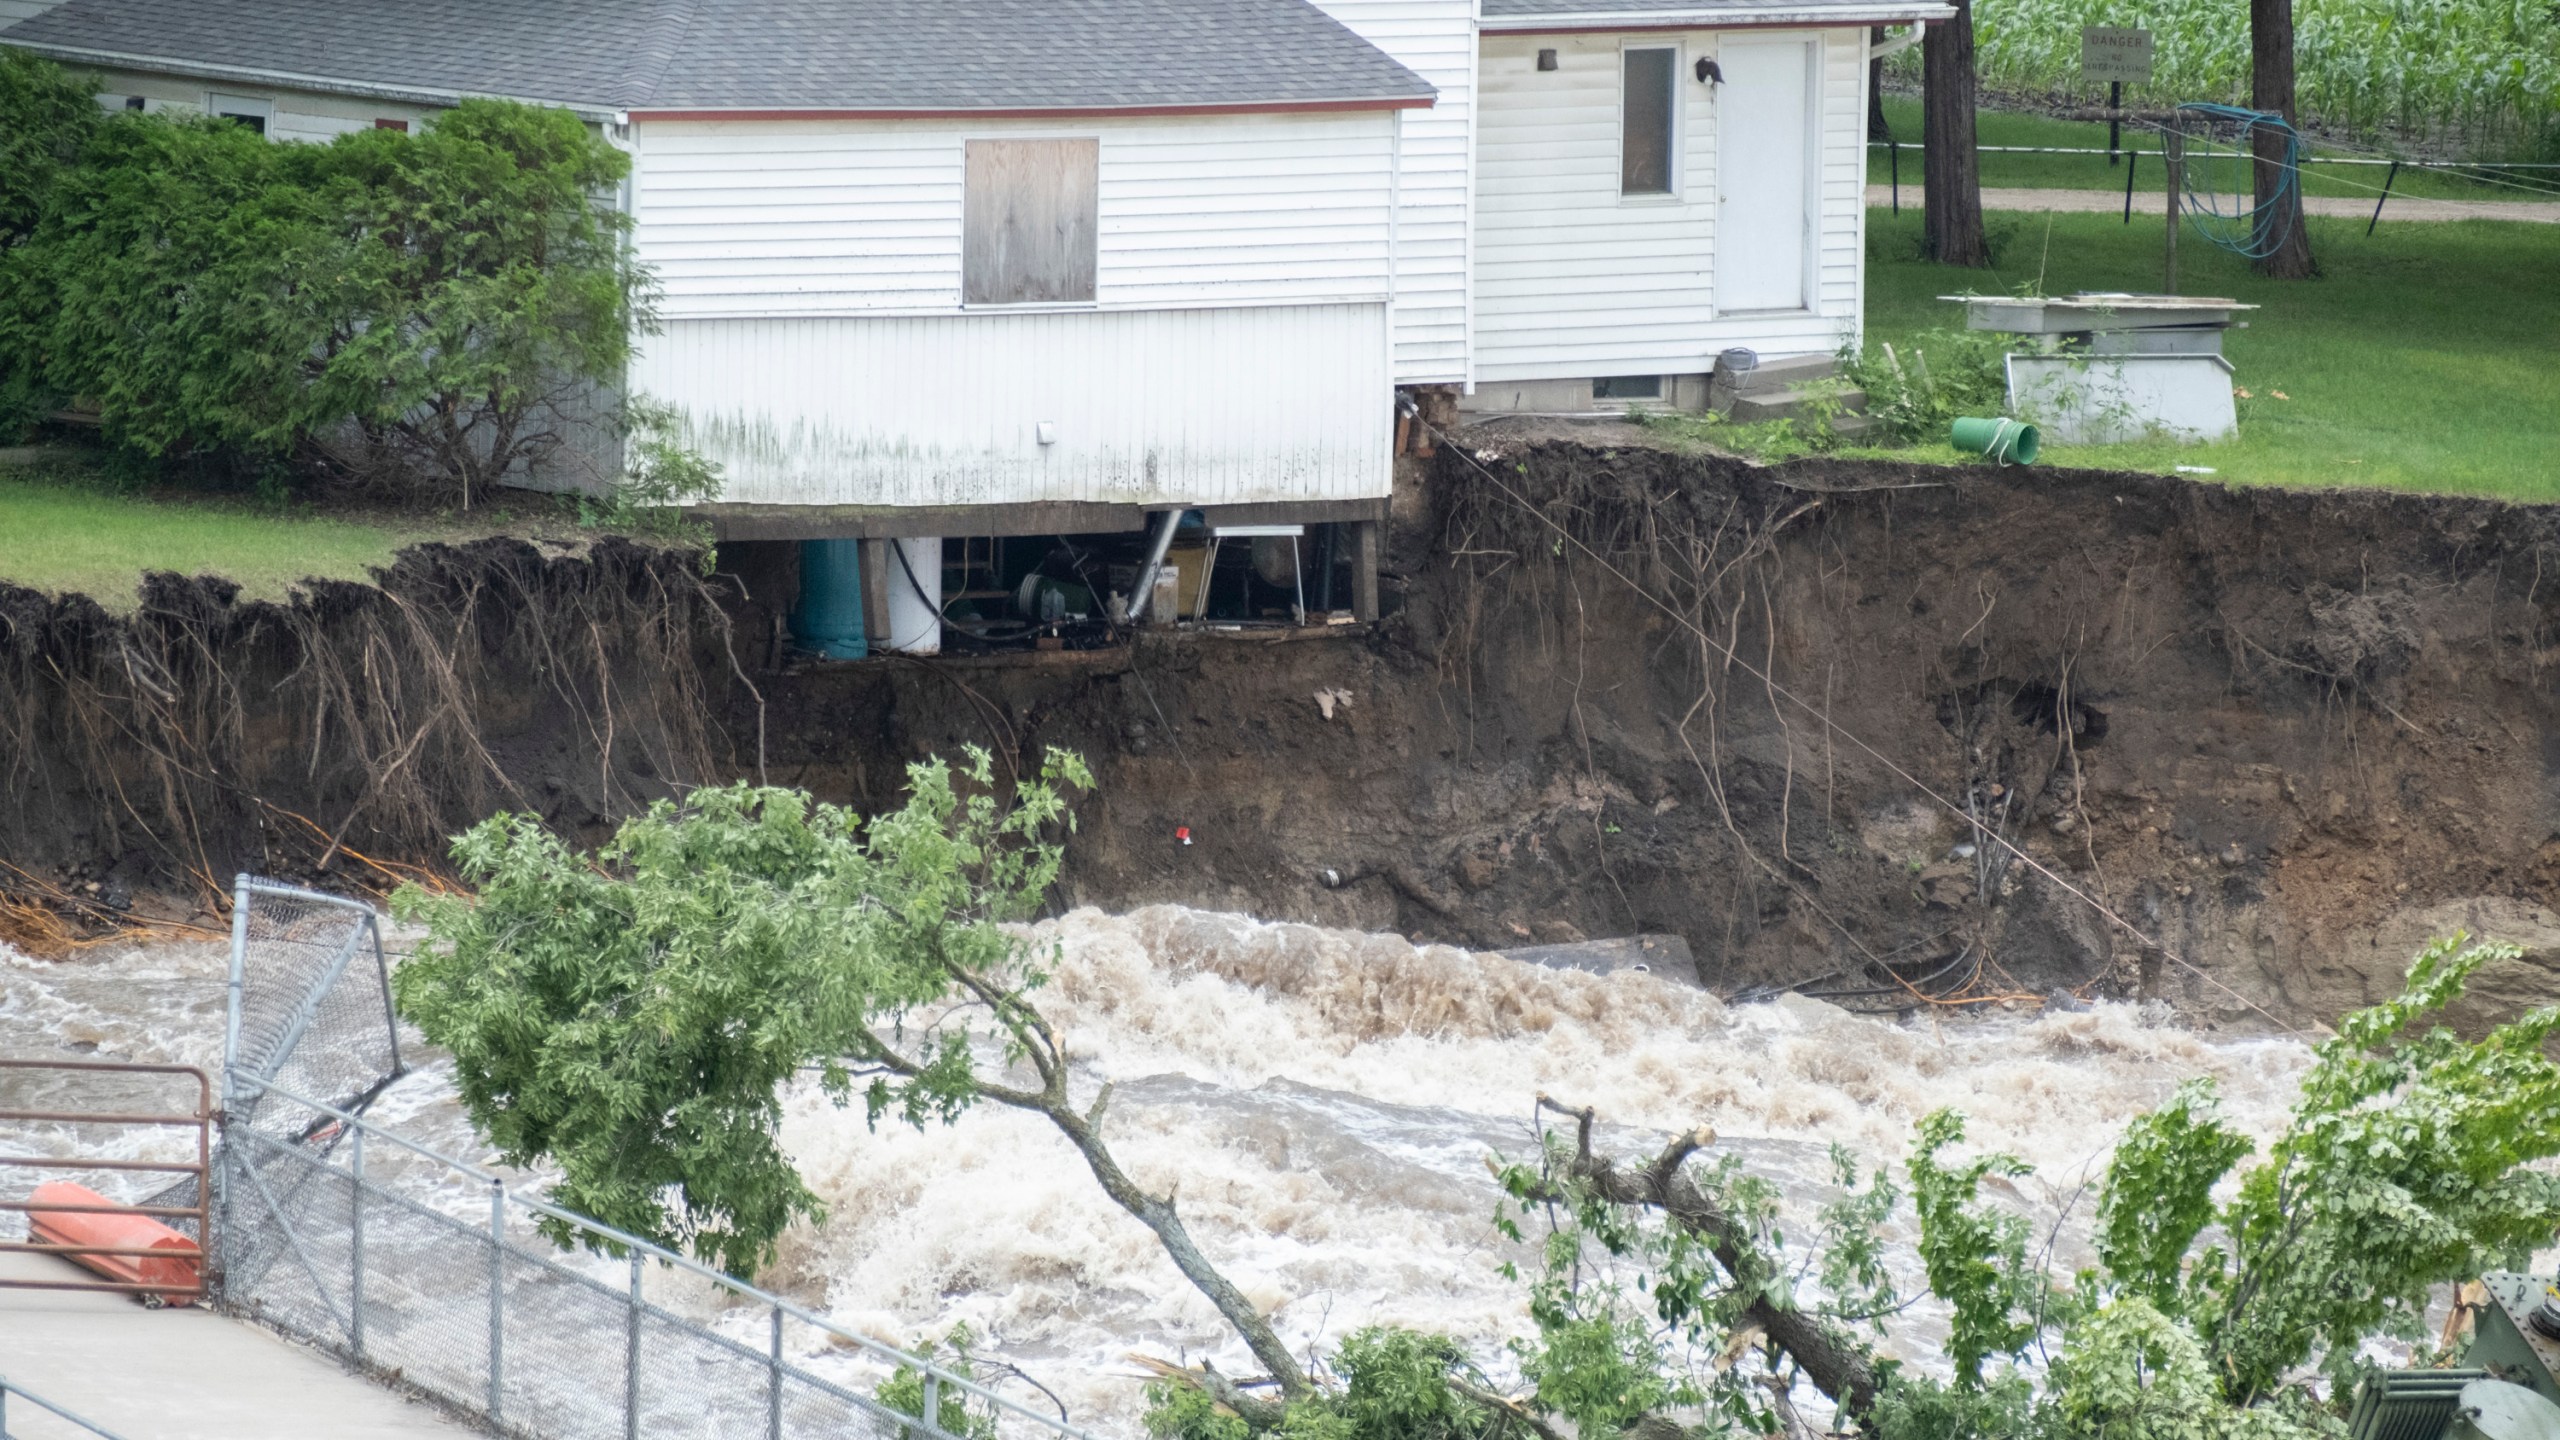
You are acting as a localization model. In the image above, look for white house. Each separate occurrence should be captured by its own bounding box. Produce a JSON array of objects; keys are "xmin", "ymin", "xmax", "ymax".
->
[{"xmin": 4, "ymin": 0, "xmax": 1946, "ymax": 637}]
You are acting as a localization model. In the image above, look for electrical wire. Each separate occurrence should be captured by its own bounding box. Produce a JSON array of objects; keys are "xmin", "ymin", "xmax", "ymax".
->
[
  {"xmin": 2124, "ymin": 115, "xmax": 2560, "ymax": 206},
  {"xmin": 1426, "ymin": 422, "xmax": 2312, "ymax": 1036}
]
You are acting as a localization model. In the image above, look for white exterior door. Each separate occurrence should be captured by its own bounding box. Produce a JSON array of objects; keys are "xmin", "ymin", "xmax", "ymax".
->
[{"xmin": 1715, "ymin": 36, "xmax": 1816, "ymax": 313}]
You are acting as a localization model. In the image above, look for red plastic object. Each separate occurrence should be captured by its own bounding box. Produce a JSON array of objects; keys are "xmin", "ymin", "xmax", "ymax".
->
[{"xmin": 27, "ymin": 1181, "xmax": 202, "ymax": 1305}]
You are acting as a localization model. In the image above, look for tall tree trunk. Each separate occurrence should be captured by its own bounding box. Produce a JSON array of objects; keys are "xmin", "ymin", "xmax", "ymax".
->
[
  {"xmin": 2250, "ymin": 0, "xmax": 2317, "ymax": 277},
  {"xmin": 1922, "ymin": 5, "xmax": 1989, "ymax": 267},
  {"xmin": 1868, "ymin": 27, "xmax": 1894, "ymax": 143}
]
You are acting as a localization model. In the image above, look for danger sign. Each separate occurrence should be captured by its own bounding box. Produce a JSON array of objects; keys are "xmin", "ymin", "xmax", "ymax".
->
[{"xmin": 2081, "ymin": 26, "xmax": 2154, "ymax": 84}]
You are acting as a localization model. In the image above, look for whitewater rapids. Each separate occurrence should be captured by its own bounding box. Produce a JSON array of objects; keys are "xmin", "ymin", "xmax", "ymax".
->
[{"xmin": 1, "ymin": 905, "xmax": 2317, "ymax": 1430}]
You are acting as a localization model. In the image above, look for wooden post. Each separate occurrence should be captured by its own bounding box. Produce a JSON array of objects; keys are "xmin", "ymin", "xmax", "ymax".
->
[
  {"xmin": 2163, "ymin": 127, "xmax": 2182, "ymax": 295},
  {"xmin": 1351, "ymin": 521, "xmax": 1381, "ymax": 624},
  {"xmin": 857, "ymin": 538, "xmax": 892, "ymax": 651}
]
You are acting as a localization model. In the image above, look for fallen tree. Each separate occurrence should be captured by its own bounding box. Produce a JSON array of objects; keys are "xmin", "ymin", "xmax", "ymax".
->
[{"xmin": 394, "ymin": 748, "xmax": 1316, "ymax": 1402}]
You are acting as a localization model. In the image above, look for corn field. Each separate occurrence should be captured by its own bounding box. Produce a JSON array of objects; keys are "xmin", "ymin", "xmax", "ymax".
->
[{"xmin": 1896, "ymin": 0, "xmax": 2560, "ymax": 150}]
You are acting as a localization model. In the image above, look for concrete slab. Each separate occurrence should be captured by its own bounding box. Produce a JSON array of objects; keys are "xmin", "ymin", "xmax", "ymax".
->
[{"xmin": 0, "ymin": 1252, "xmax": 473, "ymax": 1439}]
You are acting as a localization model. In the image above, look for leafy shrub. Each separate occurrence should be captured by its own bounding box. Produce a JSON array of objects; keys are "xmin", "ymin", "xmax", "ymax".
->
[
  {"xmin": 876, "ymin": 1326, "xmax": 1000, "ymax": 1440},
  {"xmin": 2188, "ymin": 934, "xmax": 2560, "ymax": 1400},
  {"xmin": 0, "ymin": 51, "xmax": 645, "ymax": 505},
  {"xmin": 1868, "ymin": 1368, "xmax": 2037, "ymax": 1440},
  {"xmin": 0, "ymin": 48, "xmax": 97, "ymax": 252},
  {"xmin": 1907, "ymin": 1109, "xmax": 2045, "ymax": 1388},
  {"xmin": 1332, "ymin": 1329, "xmax": 1487, "ymax": 1440},
  {"xmin": 391, "ymin": 749, "xmax": 1091, "ymax": 1276},
  {"xmin": 1839, "ymin": 329, "xmax": 2012, "ymax": 446}
]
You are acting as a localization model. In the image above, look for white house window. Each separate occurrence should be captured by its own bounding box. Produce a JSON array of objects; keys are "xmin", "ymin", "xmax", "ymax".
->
[
  {"xmin": 963, "ymin": 138, "xmax": 1100, "ymax": 306},
  {"xmin": 206, "ymin": 92, "xmax": 272, "ymax": 135},
  {"xmin": 1620, "ymin": 48, "xmax": 1677, "ymax": 196}
]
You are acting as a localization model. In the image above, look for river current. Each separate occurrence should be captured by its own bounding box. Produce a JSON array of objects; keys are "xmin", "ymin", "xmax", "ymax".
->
[{"xmin": 1, "ymin": 904, "xmax": 2318, "ymax": 1430}]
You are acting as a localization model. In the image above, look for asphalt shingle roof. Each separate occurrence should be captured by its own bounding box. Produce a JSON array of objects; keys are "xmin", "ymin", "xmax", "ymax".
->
[
  {"xmin": 2, "ymin": 0, "xmax": 1436, "ymax": 112},
  {"xmin": 1482, "ymin": 0, "xmax": 1921, "ymax": 13}
]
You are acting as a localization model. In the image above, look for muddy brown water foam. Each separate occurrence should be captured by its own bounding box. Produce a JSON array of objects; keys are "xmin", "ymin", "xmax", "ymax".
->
[{"xmin": 3, "ymin": 906, "xmax": 2316, "ymax": 1428}]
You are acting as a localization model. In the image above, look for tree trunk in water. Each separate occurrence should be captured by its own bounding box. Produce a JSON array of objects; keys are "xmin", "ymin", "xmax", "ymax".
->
[
  {"xmin": 2250, "ymin": 0, "xmax": 2317, "ymax": 277},
  {"xmin": 1868, "ymin": 27, "xmax": 1894, "ymax": 142},
  {"xmin": 1047, "ymin": 1100, "xmax": 1315, "ymax": 1400},
  {"xmin": 1922, "ymin": 3, "xmax": 1988, "ymax": 266},
  {"xmin": 1539, "ymin": 1103, "xmax": 1884, "ymax": 1425}
]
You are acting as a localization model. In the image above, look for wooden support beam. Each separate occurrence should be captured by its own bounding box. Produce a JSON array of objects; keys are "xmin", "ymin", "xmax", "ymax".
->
[
  {"xmin": 858, "ymin": 538, "xmax": 892, "ymax": 650},
  {"xmin": 1352, "ymin": 520, "xmax": 1381, "ymax": 623},
  {"xmin": 693, "ymin": 501, "xmax": 1147, "ymax": 541}
]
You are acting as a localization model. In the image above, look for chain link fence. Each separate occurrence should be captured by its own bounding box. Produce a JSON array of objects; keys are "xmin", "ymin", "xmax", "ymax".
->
[{"xmin": 213, "ymin": 878, "xmax": 1105, "ymax": 1440}]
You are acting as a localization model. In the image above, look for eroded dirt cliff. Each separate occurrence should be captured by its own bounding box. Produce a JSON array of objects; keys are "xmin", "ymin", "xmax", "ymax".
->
[{"xmin": 11, "ymin": 438, "xmax": 2560, "ymax": 1027}]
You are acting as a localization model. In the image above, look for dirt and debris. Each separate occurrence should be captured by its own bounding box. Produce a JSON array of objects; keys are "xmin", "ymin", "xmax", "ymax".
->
[{"xmin": 13, "ymin": 431, "xmax": 2560, "ymax": 1028}]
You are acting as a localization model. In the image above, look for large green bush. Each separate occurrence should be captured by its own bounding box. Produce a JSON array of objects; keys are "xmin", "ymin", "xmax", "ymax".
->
[{"xmin": 0, "ymin": 51, "xmax": 645, "ymax": 504}]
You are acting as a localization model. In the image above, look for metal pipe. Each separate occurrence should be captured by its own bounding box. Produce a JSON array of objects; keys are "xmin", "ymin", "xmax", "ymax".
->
[
  {"xmin": 488, "ymin": 1180, "xmax": 505, "ymax": 1423},
  {"xmin": 350, "ymin": 1127, "xmax": 366, "ymax": 1361},
  {"xmin": 2368, "ymin": 159, "xmax": 2400, "ymax": 234},
  {"xmin": 224, "ymin": 875, "xmax": 250, "ymax": 1098},
  {"xmin": 0, "ymin": 1154, "xmax": 204, "ymax": 1172},
  {"xmin": 2164, "ymin": 128, "xmax": 2183, "ymax": 294},
  {"xmin": 2123, "ymin": 148, "xmax": 2139, "ymax": 223},
  {"xmin": 626, "ymin": 1251, "xmax": 644, "ymax": 1440},
  {"xmin": 768, "ymin": 1306, "xmax": 784, "ymax": 1440},
  {"xmin": 1123, "ymin": 508, "xmax": 1184, "ymax": 625},
  {"xmin": 0, "ymin": 1108, "xmax": 208, "ymax": 1126}
]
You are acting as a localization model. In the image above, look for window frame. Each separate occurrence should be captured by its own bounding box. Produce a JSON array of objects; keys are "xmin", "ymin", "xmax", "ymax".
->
[
  {"xmin": 205, "ymin": 91, "xmax": 273, "ymax": 135},
  {"xmin": 1617, "ymin": 43, "xmax": 1683, "ymax": 202},
  {"xmin": 960, "ymin": 135, "xmax": 1103, "ymax": 310}
]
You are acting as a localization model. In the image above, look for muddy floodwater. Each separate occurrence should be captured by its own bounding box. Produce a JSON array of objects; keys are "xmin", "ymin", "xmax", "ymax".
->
[{"xmin": 0, "ymin": 904, "xmax": 2319, "ymax": 1430}]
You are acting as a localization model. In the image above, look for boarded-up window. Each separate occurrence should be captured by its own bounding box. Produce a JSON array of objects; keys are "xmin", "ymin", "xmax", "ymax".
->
[
  {"xmin": 1620, "ymin": 49, "xmax": 1676, "ymax": 195},
  {"xmin": 964, "ymin": 138, "xmax": 1099, "ymax": 305}
]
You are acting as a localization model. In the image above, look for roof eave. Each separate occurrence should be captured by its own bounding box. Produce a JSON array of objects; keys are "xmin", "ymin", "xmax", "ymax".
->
[
  {"xmin": 626, "ymin": 94, "xmax": 1438, "ymax": 122},
  {"xmin": 0, "ymin": 40, "xmax": 626, "ymax": 120},
  {"xmin": 1481, "ymin": 5, "xmax": 1953, "ymax": 30}
]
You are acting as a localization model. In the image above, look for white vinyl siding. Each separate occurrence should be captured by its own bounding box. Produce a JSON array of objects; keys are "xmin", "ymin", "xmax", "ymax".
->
[
  {"xmin": 633, "ymin": 305, "xmax": 1393, "ymax": 507},
  {"xmin": 632, "ymin": 112, "xmax": 1396, "ymax": 320},
  {"xmin": 1472, "ymin": 26, "xmax": 1867, "ymax": 383},
  {"xmin": 1308, "ymin": 0, "xmax": 1474, "ymax": 384},
  {"xmin": 69, "ymin": 69, "xmax": 437, "ymax": 139}
]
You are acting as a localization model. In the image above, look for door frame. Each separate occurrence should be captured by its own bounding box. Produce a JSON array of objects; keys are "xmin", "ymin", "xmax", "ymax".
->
[{"xmin": 1711, "ymin": 32, "xmax": 1820, "ymax": 318}]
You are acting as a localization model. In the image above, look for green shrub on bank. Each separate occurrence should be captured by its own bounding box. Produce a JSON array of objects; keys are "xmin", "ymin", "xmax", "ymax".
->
[
  {"xmin": 0, "ymin": 48, "xmax": 97, "ymax": 249},
  {"xmin": 0, "ymin": 50, "xmax": 658, "ymax": 509}
]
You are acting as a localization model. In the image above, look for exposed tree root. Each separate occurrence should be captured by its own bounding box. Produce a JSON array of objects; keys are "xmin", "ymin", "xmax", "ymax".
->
[{"xmin": 0, "ymin": 537, "xmax": 755, "ymax": 922}]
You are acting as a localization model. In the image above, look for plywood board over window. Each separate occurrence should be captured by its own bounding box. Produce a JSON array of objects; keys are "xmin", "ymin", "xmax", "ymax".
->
[{"xmin": 964, "ymin": 138, "xmax": 1100, "ymax": 306}]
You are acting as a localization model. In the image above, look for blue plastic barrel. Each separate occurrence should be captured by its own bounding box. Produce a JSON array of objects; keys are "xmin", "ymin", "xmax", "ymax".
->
[{"xmin": 791, "ymin": 539, "xmax": 869, "ymax": 659}]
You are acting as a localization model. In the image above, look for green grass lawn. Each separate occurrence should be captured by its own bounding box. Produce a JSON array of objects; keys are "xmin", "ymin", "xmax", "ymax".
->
[
  {"xmin": 1859, "ymin": 208, "xmax": 2560, "ymax": 496},
  {"xmin": 0, "ymin": 468, "xmax": 431, "ymax": 610},
  {"xmin": 1865, "ymin": 97, "xmax": 2550, "ymax": 205}
]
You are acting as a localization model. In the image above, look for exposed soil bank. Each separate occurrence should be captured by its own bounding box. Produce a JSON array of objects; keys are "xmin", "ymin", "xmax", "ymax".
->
[
  {"xmin": 13, "ymin": 440, "xmax": 2560, "ymax": 1028},
  {"xmin": 738, "ymin": 436, "xmax": 2560, "ymax": 1027},
  {"xmin": 0, "ymin": 537, "xmax": 737, "ymax": 928}
]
